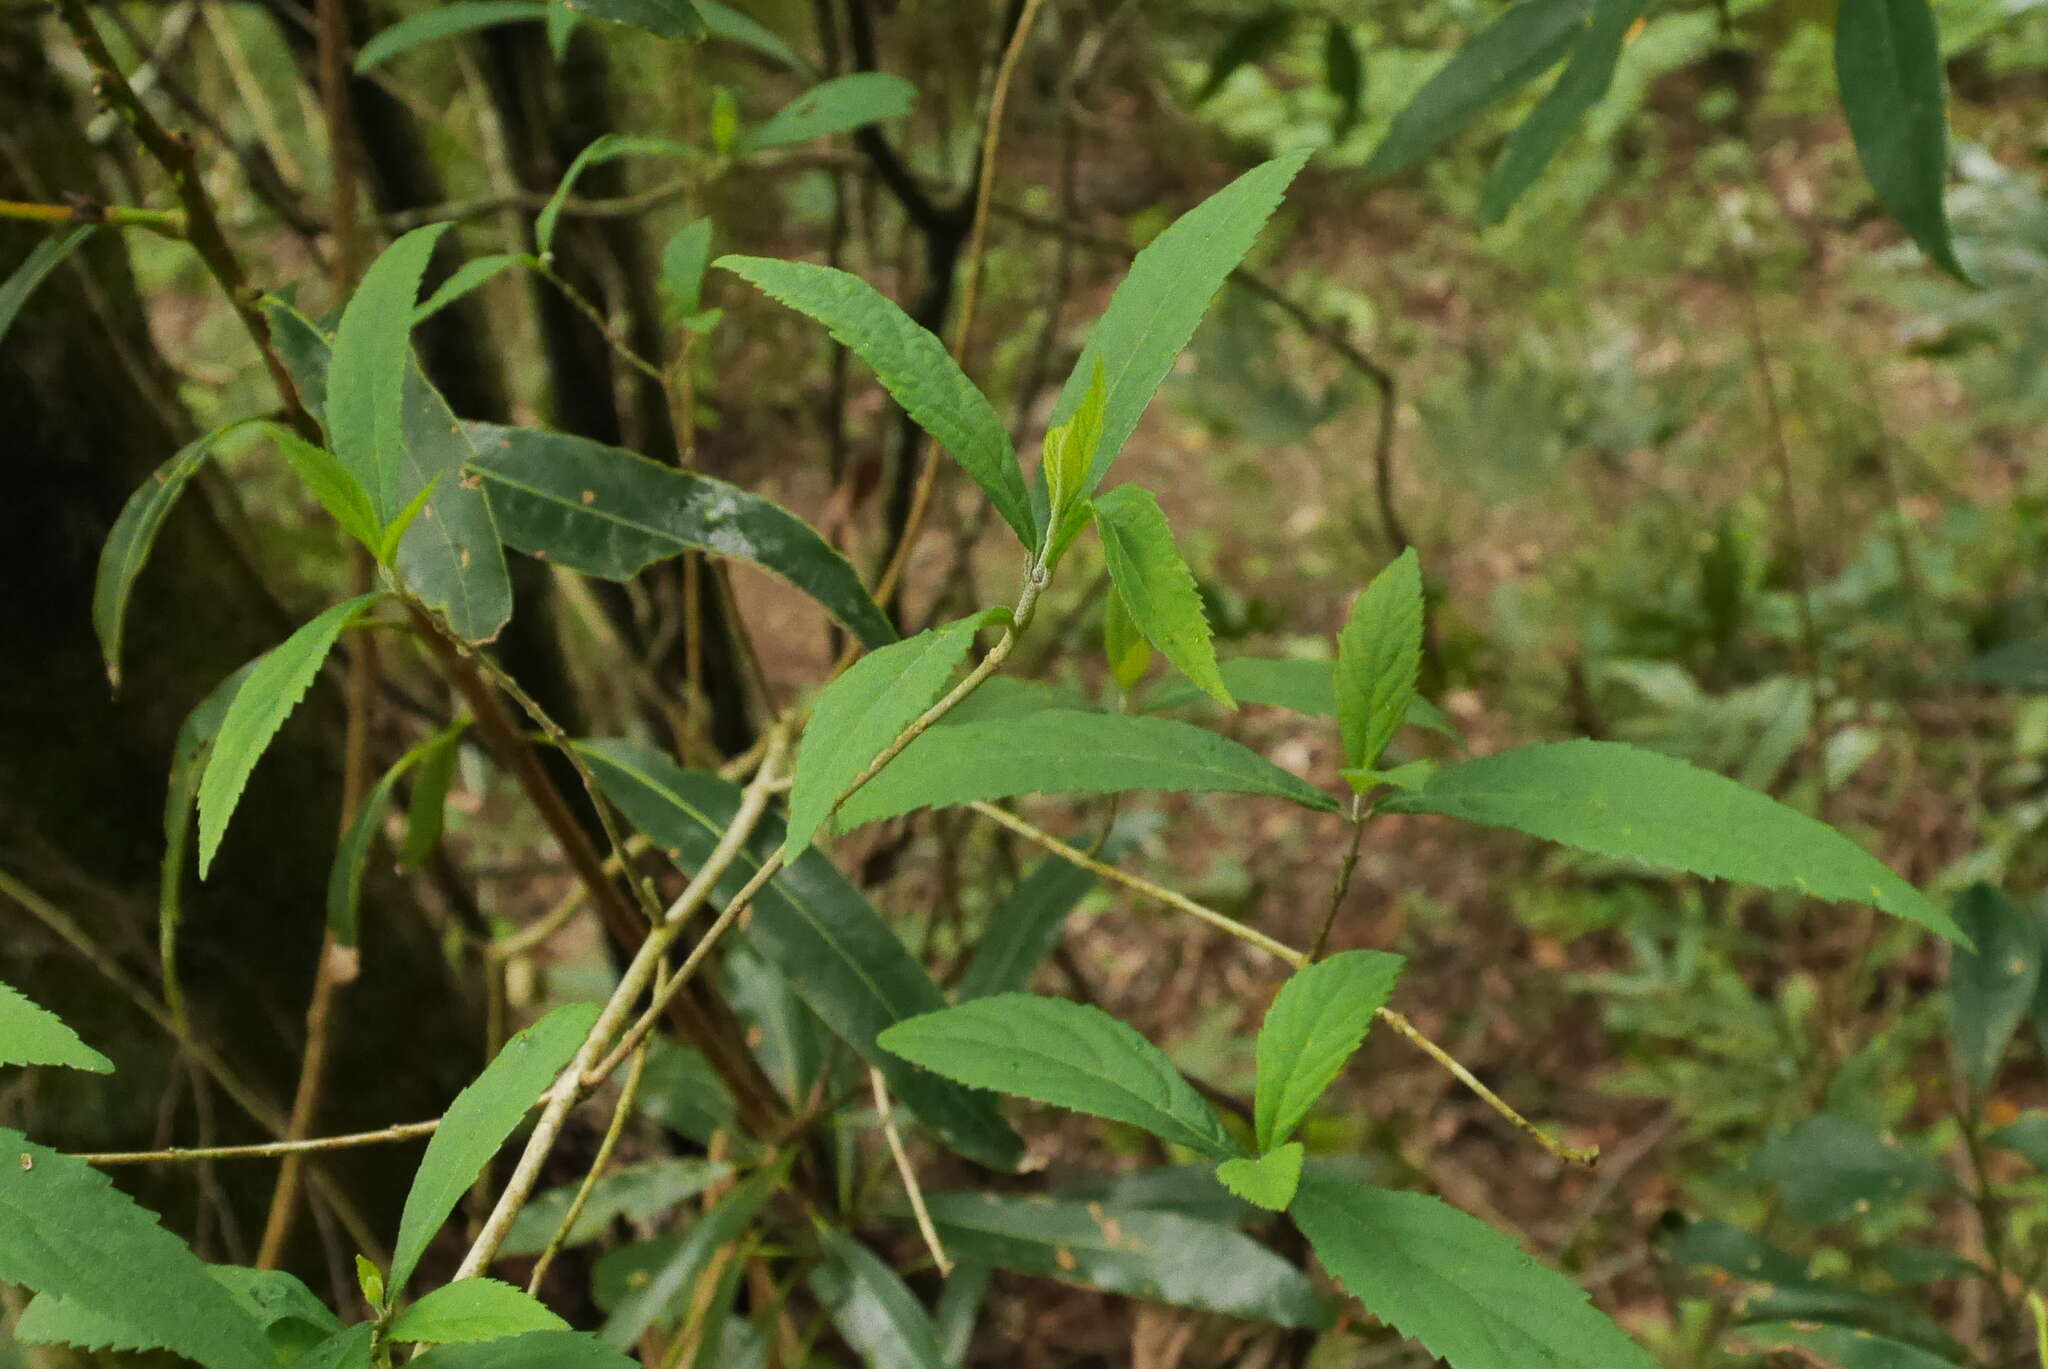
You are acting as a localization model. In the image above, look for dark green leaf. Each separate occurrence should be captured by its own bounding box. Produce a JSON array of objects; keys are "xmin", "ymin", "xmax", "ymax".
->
[
  {"xmin": 1323, "ymin": 20, "xmax": 1363, "ymax": 137},
  {"xmin": 957, "ymin": 828, "xmax": 1132, "ymax": 1000},
  {"xmin": 1737, "ymin": 1323, "xmax": 1959, "ymax": 1369},
  {"xmin": 161, "ymin": 663, "xmax": 254, "ymax": 1025},
  {"xmin": 559, "ymin": 0, "xmax": 704, "ymax": 40},
  {"xmin": 810, "ymin": 1225, "xmax": 948, "ymax": 1369},
  {"xmin": 501, "ymin": 1158, "xmax": 728, "ymax": 1256},
  {"xmin": 1479, "ymin": 0, "xmax": 1642, "ymax": 224},
  {"xmin": 1750, "ymin": 1114, "xmax": 1947, "ymax": 1224},
  {"xmin": 0, "ymin": 980, "xmax": 111, "ymax": 1073},
  {"xmin": 740, "ymin": 73, "xmax": 917, "ymax": 152},
  {"xmin": 411, "ymin": 1330, "xmax": 639, "ymax": 1369},
  {"xmin": 389, "ymin": 1278, "xmax": 566, "ymax": 1344},
  {"xmin": 467, "ymin": 422, "xmax": 894, "ymax": 648},
  {"xmin": 1336, "ymin": 548, "xmax": 1422, "ymax": 771},
  {"xmin": 1196, "ymin": 9, "xmax": 1289, "ymax": 102},
  {"xmin": 697, "ymin": 0, "xmax": 807, "ymax": 70},
  {"xmin": 1946, "ymin": 883, "xmax": 2041, "ymax": 1090},
  {"xmin": 1093, "ymin": 485, "xmax": 1229, "ymax": 705},
  {"xmin": 1254, "ymin": 950, "xmax": 1403, "ymax": 1151},
  {"xmin": 635, "ymin": 1042, "xmax": 741, "ymax": 1149},
  {"xmin": 1215, "ymin": 1142, "xmax": 1302, "ymax": 1212},
  {"xmin": 1989, "ymin": 1113, "xmax": 2048, "ymax": 1171},
  {"xmin": 599, "ymin": 1163, "xmax": 783, "ymax": 1348},
  {"xmin": 403, "ymin": 723, "xmax": 467, "ymax": 869},
  {"xmin": 537, "ymin": 136, "xmax": 687, "ymax": 258},
  {"xmin": 934, "ymin": 1262, "xmax": 990, "ymax": 1368},
  {"xmin": 1835, "ymin": 0, "xmax": 1967, "ymax": 278},
  {"xmin": 1380, "ymin": 740, "xmax": 1963, "ymax": 941},
  {"xmin": 355, "ymin": 1, "xmax": 553, "ymax": 72},
  {"xmin": 0, "ymin": 226, "xmax": 94, "ymax": 347}
]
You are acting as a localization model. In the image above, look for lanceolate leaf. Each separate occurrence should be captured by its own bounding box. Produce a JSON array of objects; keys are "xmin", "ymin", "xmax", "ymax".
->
[
  {"xmin": 1323, "ymin": 20, "xmax": 1363, "ymax": 137},
  {"xmin": 1750, "ymin": 1114, "xmax": 1947, "ymax": 1224},
  {"xmin": 1092, "ymin": 485, "xmax": 1230, "ymax": 705},
  {"xmin": 1215, "ymin": 1141, "xmax": 1303, "ymax": 1212},
  {"xmin": 658, "ymin": 219, "xmax": 713, "ymax": 322},
  {"xmin": 501, "ymin": 1159, "xmax": 729, "ymax": 1256},
  {"xmin": 328, "ymin": 224, "xmax": 452, "ymax": 522},
  {"xmin": 0, "ymin": 1130, "xmax": 274, "ymax": 1369},
  {"xmin": 1197, "ymin": 8, "xmax": 1289, "ymax": 102},
  {"xmin": 1045, "ymin": 150, "xmax": 1309, "ymax": 505},
  {"xmin": 1363, "ymin": 0, "xmax": 1591, "ymax": 179},
  {"xmin": 740, "ymin": 73, "xmax": 917, "ymax": 152},
  {"xmin": 1835, "ymin": 0, "xmax": 1967, "ymax": 279},
  {"xmin": 1336, "ymin": 548, "xmax": 1422, "ymax": 772},
  {"xmin": 577, "ymin": 740, "xmax": 1024, "ymax": 1170},
  {"xmin": 197, "ymin": 593, "xmax": 383, "ymax": 878},
  {"xmin": 1380, "ymin": 740, "xmax": 1963, "ymax": 942},
  {"xmin": 415, "ymin": 253, "xmax": 534, "ymax": 324},
  {"xmin": 1478, "ymin": 0, "xmax": 1643, "ymax": 224},
  {"xmin": 0, "ymin": 980, "xmax": 111, "ymax": 1073},
  {"xmin": 412, "ymin": 1331, "xmax": 640, "ymax": 1369},
  {"xmin": 880, "ymin": 995, "xmax": 1239, "ymax": 1159},
  {"xmin": 835, "ymin": 708, "xmax": 1340, "ymax": 831},
  {"xmin": 0, "ymin": 226, "xmax": 94, "ymax": 347},
  {"xmin": 716, "ymin": 256, "xmax": 1033, "ymax": 546},
  {"xmin": 1294, "ymin": 1169, "xmax": 1656, "ymax": 1369},
  {"xmin": 599, "ymin": 1164, "xmax": 784, "ymax": 1348},
  {"xmin": 810, "ymin": 1225, "xmax": 949, "ymax": 1369},
  {"xmin": 698, "ymin": 0, "xmax": 807, "ymax": 70},
  {"xmin": 388, "ymin": 1279, "xmax": 567, "ymax": 1344},
  {"xmin": 391, "ymin": 1002, "xmax": 603, "ymax": 1294},
  {"xmin": 355, "ymin": 1, "xmax": 552, "ymax": 72},
  {"xmin": 1947, "ymin": 883, "xmax": 2042, "ymax": 1091},
  {"xmin": 161, "ymin": 663, "xmax": 253, "ymax": 1025},
  {"xmin": 466, "ymin": 423, "xmax": 895, "ymax": 648},
  {"xmin": 559, "ymin": 0, "xmax": 704, "ymax": 41},
  {"xmin": 1103, "ymin": 587, "xmax": 1152, "ymax": 694},
  {"xmin": 1254, "ymin": 950, "xmax": 1404, "ymax": 1151},
  {"xmin": 920, "ymin": 1193, "xmax": 1329, "ymax": 1328},
  {"xmin": 784, "ymin": 613, "xmax": 992, "ymax": 860},
  {"xmin": 270, "ymin": 424, "xmax": 382, "ymax": 553},
  {"xmin": 327, "ymin": 723, "xmax": 467, "ymax": 946},
  {"xmin": 536, "ymin": 136, "xmax": 688, "ymax": 258},
  {"xmin": 957, "ymin": 828, "xmax": 1133, "ymax": 1000}
]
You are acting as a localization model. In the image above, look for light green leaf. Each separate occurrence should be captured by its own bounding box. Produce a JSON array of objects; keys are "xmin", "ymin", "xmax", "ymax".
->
[
  {"xmin": 880, "ymin": 994, "xmax": 1238, "ymax": 1159},
  {"xmin": 466, "ymin": 422, "xmax": 894, "ymax": 647},
  {"xmin": 0, "ymin": 980, "xmax": 110, "ymax": 1074},
  {"xmin": 1946, "ymin": 883, "xmax": 2041, "ymax": 1091},
  {"xmin": 0, "ymin": 1130, "xmax": 274, "ymax": 1369},
  {"xmin": 1254, "ymin": 950, "xmax": 1403, "ymax": 1151},
  {"xmin": 1380, "ymin": 740, "xmax": 1962, "ymax": 941},
  {"xmin": 810, "ymin": 1224, "xmax": 948, "ymax": 1369},
  {"xmin": 391, "ymin": 1001, "xmax": 602, "ymax": 1294},
  {"xmin": 1042, "ymin": 361, "xmax": 1105, "ymax": 551},
  {"xmin": 658, "ymin": 219, "xmax": 713, "ymax": 322},
  {"xmin": 197, "ymin": 593, "xmax": 383, "ymax": 878},
  {"xmin": 1336, "ymin": 548, "xmax": 1421, "ymax": 772},
  {"xmin": 921, "ymin": 1193, "xmax": 1329, "ymax": 1328},
  {"xmin": 957, "ymin": 829, "xmax": 1130, "ymax": 1001},
  {"xmin": 1092, "ymin": 486, "xmax": 1228, "ymax": 705},
  {"xmin": 537, "ymin": 135, "xmax": 687, "ymax": 258},
  {"xmin": 560, "ymin": 0, "xmax": 703, "ymax": 40},
  {"xmin": 414, "ymin": 253, "xmax": 534, "ymax": 324},
  {"xmin": 355, "ymin": 1256, "xmax": 385, "ymax": 1309},
  {"xmin": 1045, "ymin": 150, "xmax": 1308, "ymax": 505},
  {"xmin": 836, "ymin": 708, "xmax": 1340, "ymax": 831},
  {"xmin": 716, "ymin": 255, "xmax": 1032, "ymax": 547},
  {"xmin": 377, "ymin": 474, "xmax": 443, "ymax": 568},
  {"xmin": 784, "ymin": 613, "xmax": 991, "ymax": 860},
  {"xmin": 1750, "ymin": 1114, "xmax": 1947, "ymax": 1224},
  {"xmin": 269, "ymin": 424, "xmax": 382, "ymax": 552},
  {"xmin": 328, "ymin": 224, "xmax": 453, "ymax": 521},
  {"xmin": 411, "ymin": 1330, "xmax": 640, "ymax": 1368},
  {"xmin": 500, "ymin": 1158, "xmax": 728, "ymax": 1256},
  {"xmin": 355, "ymin": 1, "xmax": 552, "ymax": 72},
  {"xmin": 0, "ymin": 226, "xmax": 94, "ymax": 347},
  {"xmin": 599, "ymin": 1163, "xmax": 783, "ymax": 1348},
  {"xmin": 1836, "ymin": 0, "xmax": 1967, "ymax": 279},
  {"xmin": 1341, "ymin": 759, "xmax": 1434, "ymax": 795},
  {"xmin": 1103, "ymin": 586, "xmax": 1151, "ymax": 695},
  {"xmin": 1363, "ymin": 0, "xmax": 1590, "ymax": 178},
  {"xmin": 389, "ymin": 1278, "xmax": 567, "ymax": 1344},
  {"xmin": 741, "ymin": 72, "xmax": 916, "ymax": 152},
  {"xmin": 698, "ymin": 0, "xmax": 807, "ymax": 69},
  {"xmin": 1294, "ymin": 1168, "xmax": 1656, "ymax": 1369},
  {"xmin": 1479, "ymin": 0, "xmax": 1642, "ymax": 224},
  {"xmin": 1215, "ymin": 1142, "xmax": 1303, "ymax": 1212}
]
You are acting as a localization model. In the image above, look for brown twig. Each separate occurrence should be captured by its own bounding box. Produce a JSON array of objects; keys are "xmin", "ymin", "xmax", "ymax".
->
[{"xmin": 78, "ymin": 1119, "xmax": 440, "ymax": 1166}]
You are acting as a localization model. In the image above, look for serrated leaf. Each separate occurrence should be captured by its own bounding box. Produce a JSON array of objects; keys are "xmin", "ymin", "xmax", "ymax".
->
[
  {"xmin": 0, "ymin": 1130, "xmax": 274, "ymax": 1369},
  {"xmin": 784, "ymin": 613, "xmax": 990, "ymax": 860},
  {"xmin": 415, "ymin": 253, "xmax": 534, "ymax": 325},
  {"xmin": 354, "ymin": 1, "xmax": 552, "ymax": 72},
  {"xmin": 298, "ymin": 1323, "xmax": 376, "ymax": 1369},
  {"xmin": 16, "ymin": 1293, "xmax": 154, "ymax": 1354},
  {"xmin": 0, "ymin": 979, "xmax": 111, "ymax": 1073},
  {"xmin": 1479, "ymin": 0, "xmax": 1641, "ymax": 224},
  {"xmin": 270, "ymin": 424, "xmax": 382, "ymax": 552},
  {"xmin": 659, "ymin": 219, "xmax": 713, "ymax": 322},
  {"xmin": 329, "ymin": 224, "xmax": 452, "ymax": 518},
  {"xmin": 466, "ymin": 422, "xmax": 894, "ymax": 648},
  {"xmin": 559, "ymin": 0, "xmax": 703, "ymax": 40},
  {"xmin": 1380, "ymin": 740, "xmax": 1963, "ymax": 941},
  {"xmin": 1990, "ymin": 1113, "xmax": 2048, "ymax": 1171},
  {"xmin": 197, "ymin": 593, "xmax": 382, "ymax": 878},
  {"xmin": 920, "ymin": 1192, "xmax": 1328, "ymax": 1328},
  {"xmin": 1835, "ymin": 0, "xmax": 1967, "ymax": 279},
  {"xmin": 1215, "ymin": 1142, "xmax": 1303, "ymax": 1212},
  {"xmin": 1103, "ymin": 585, "xmax": 1152, "ymax": 694},
  {"xmin": 0, "ymin": 225, "xmax": 94, "ymax": 347},
  {"xmin": 211, "ymin": 1265, "xmax": 342, "ymax": 1361},
  {"xmin": 598, "ymin": 1163, "xmax": 783, "ymax": 1348},
  {"xmin": 1092, "ymin": 486, "xmax": 1229, "ymax": 705},
  {"xmin": 577, "ymin": 740, "xmax": 1023, "ymax": 1170},
  {"xmin": 1043, "ymin": 150, "xmax": 1308, "ymax": 509},
  {"xmin": 1294, "ymin": 1168, "xmax": 1656, "ymax": 1369},
  {"xmin": 389, "ymin": 1278, "xmax": 567, "ymax": 1344},
  {"xmin": 880, "ymin": 994, "xmax": 1237, "ymax": 1159},
  {"xmin": 1196, "ymin": 8, "xmax": 1289, "ymax": 102},
  {"xmin": 1363, "ymin": 0, "xmax": 1590, "ymax": 179},
  {"xmin": 1254, "ymin": 950, "xmax": 1403, "ymax": 1151},
  {"xmin": 411, "ymin": 1330, "xmax": 640, "ymax": 1368},
  {"xmin": 716, "ymin": 255, "xmax": 1032, "ymax": 547},
  {"xmin": 391, "ymin": 1001, "xmax": 602, "ymax": 1294},
  {"xmin": 836, "ymin": 708, "xmax": 1339, "ymax": 831},
  {"xmin": 1336, "ymin": 548, "xmax": 1421, "ymax": 772},
  {"xmin": 810, "ymin": 1225, "xmax": 948, "ymax": 1369},
  {"xmin": 740, "ymin": 72, "xmax": 917, "ymax": 153},
  {"xmin": 1946, "ymin": 883, "xmax": 2041, "ymax": 1091},
  {"xmin": 1323, "ymin": 20, "xmax": 1362, "ymax": 137},
  {"xmin": 1750, "ymin": 1114, "xmax": 1947, "ymax": 1224},
  {"xmin": 698, "ymin": 0, "xmax": 806, "ymax": 70},
  {"xmin": 500, "ymin": 1158, "xmax": 728, "ymax": 1256},
  {"xmin": 537, "ymin": 135, "xmax": 688, "ymax": 258},
  {"xmin": 957, "ymin": 828, "xmax": 1133, "ymax": 1001}
]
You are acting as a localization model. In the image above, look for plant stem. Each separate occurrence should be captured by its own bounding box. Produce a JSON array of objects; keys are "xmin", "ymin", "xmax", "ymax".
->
[
  {"xmin": 525, "ymin": 1034, "xmax": 650, "ymax": 1293},
  {"xmin": 0, "ymin": 196, "xmax": 184, "ymax": 236},
  {"xmin": 1309, "ymin": 795, "xmax": 1369, "ymax": 961},
  {"xmin": 869, "ymin": 1066, "xmax": 951, "ymax": 1275},
  {"xmin": 77, "ymin": 1120, "xmax": 440, "ymax": 1166}
]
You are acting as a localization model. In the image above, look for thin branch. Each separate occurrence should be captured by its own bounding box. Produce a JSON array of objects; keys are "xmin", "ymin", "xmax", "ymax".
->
[
  {"xmin": 525, "ymin": 1032, "xmax": 650, "ymax": 1293},
  {"xmin": 870, "ymin": 1066, "xmax": 951, "ymax": 1276},
  {"xmin": 0, "ymin": 196, "xmax": 184, "ymax": 236},
  {"xmin": 77, "ymin": 1119, "xmax": 440, "ymax": 1166}
]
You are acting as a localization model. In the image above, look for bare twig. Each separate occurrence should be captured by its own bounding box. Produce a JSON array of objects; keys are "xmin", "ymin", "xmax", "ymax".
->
[
  {"xmin": 78, "ymin": 1119, "xmax": 440, "ymax": 1166},
  {"xmin": 870, "ymin": 1066, "xmax": 951, "ymax": 1275},
  {"xmin": 525, "ymin": 1034, "xmax": 650, "ymax": 1293}
]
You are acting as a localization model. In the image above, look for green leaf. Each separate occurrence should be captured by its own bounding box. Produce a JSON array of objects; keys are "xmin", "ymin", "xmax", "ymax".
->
[
  {"xmin": 1323, "ymin": 20, "xmax": 1363, "ymax": 137},
  {"xmin": 784, "ymin": 613, "xmax": 991, "ymax": 860},
  {"xmin": 0, "ymin": 979, "xmax": 111, "ymax": 1073},
  {"xmin": 391, "ymin": 1001, "xmax": 602, "ymax": 1294},
  {"xmin": 658, "ymin": 219, "xmax": 713, "ymax": 322},
  {"xmin": 1254, "ymin": 950, "xmax": 1403, "ymax": 1151},
  {"xmin": 599, "ymin": 1163, "xmax": 783, "ymax": 1348},
  {"xmin": 327, "ymin": 723, "xmax": 467, "ymax": 946},
  {"xmin": 389, "ymin": 1279, "xmax": 567, "ymax": 1344},
  {"xmin": 269, "ymin": 423, "xmax": 383, "ymax": 552},
  {"xmin": 879, "ymin": 994, "xmax": 1238, "ymax": 1159},
  {"xmin": 1336, "ymin": 548, "xmax": 1422, "ymax": 772},
  {"xmin": 404, "ymin": 722, "xmax": 467, "ymax": 868},
  {"xmin": 1145, "ymin": 658, "xmax": 1458, "ymax": 739},
  {"xmin": 500, "ymin": 1158, "xmax": 728, "ymax": 1257},
  {"xmin": 1044, "ymin": 151, "xmax": 1307, "ymax": 511},
  {"xmin": 934, "ymin": 1262, "xmax": 990, "ymax": 1368},
  {"xmin": 26, "ymin": 1266, "xmax": 337, "ymax": 1363},
  {"xmin": 0, "ymin": 226, "xmax": 94, "ymax": 347},
  {"xmin": 716, "ymin": 255, "xmax": 1032, "ymax": 547},
  {"xmin": 328, "ymin": 224, "xmax": 453, "ymax": 516},
  {"xmin": 1363, "ymin": 0, "xmax": 1591, "ymax": 179},
  {"xmin": 262, "ymin": 297, "xmax": 332, "ymax": 424},
  {"xmin": 1103, "ymin": 585, "xmax": 1152, "ymax": 694},
  {"xmin": 1196, "ymin": 9, "xmax": 1289, "ymax": 102},
  {"xmin": 1379, "ymin": 740, "xmax": 1963, "ymax": 942},
  {"xmin": 920, "ymin": 1193, "xmax": 1329, "ymax": 1328},
  {"xmin": 1214, "ymin": 1142, "xmax": 1303, "ymax": 1212},
  {"xmin": 1293, "ymin": 1168, "xmax": 1656, "ymax": 1369},
  {"xmin": 1041, "ymin": 361, "xmax": 1106, "ymax": 551},
  {"xmin": 697, "ymin": 0, "xmax": 807, "ymax": 70},
  {"xmin": 578, "ymin": 740, "xmax": 1023, "ymax": 1170},
  {"xmin": 466, "ymin": 422, "xmax": 894, "ymax": 648},
  {"xmin": 1479, "ymin": 0, "xmax": 1642, "ymax": 224},
  {"xmin": 0, "ymin": 1130, "xmax": 274, "ymax": 1369},
  {"xmin": 1750, "ymin": 1114, "xmax": 1947, "ymax": 1224},
  {"xmin": 1946, "ymin": 883, "xmax": 2041, "ymax": 1091},
  {"xmin": 412, "ymin": 1330, "xmax": 640, "ymax": 1369},
  {"xmin": 197, "ymin": 593, "xmax": 383, "ymax": 878},
  {"xmin": 740, "ymin": 72, "xmax": 917, "ymax": 153},
  {"xmin": 809, "ymin": 1225, "xmax": 948, "ymax": 1369},
  {"xmin": 560, "ymin": 0, "xmax": 703, "ymax": 40},
  {"xmin": 297, "ymin": 1323, "xmax": 376, "ymax": 1369},
  {"xmin": 355, "ymin": 1, "xmax": 552, "ymax": 72},
  {"xmin": 957, "ymin": 832, "xmax": 1127, "ymax": 1000},
  {"xmin": 414, "ymin": 254, "xmax": 534, "ymax": 325},
  {"xmin": 836, "ymin": 708, "xmax": 1340, "ymax": 831},
  {"xmin": 160, "ymin": 667, "xmax": 252, "ymax": 977},
  {"xmin": 1092, "ymin": 486, "xmax": 1229, "ymax": 705},
  {"xmin": 537, "ymin": 135, "xmax": 687, "ymax": 258},
  {"xmin": 1737, "ymin": 1323, "xmax": 1959, "ymax": 1369},
  {"xmin": 1835, "ymin": 0, "xmax": 1967, "ymax": 279},
  {"xmin": 1990, "ymin": 1113, "xmax": 2048, "ymax": 1171}
]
